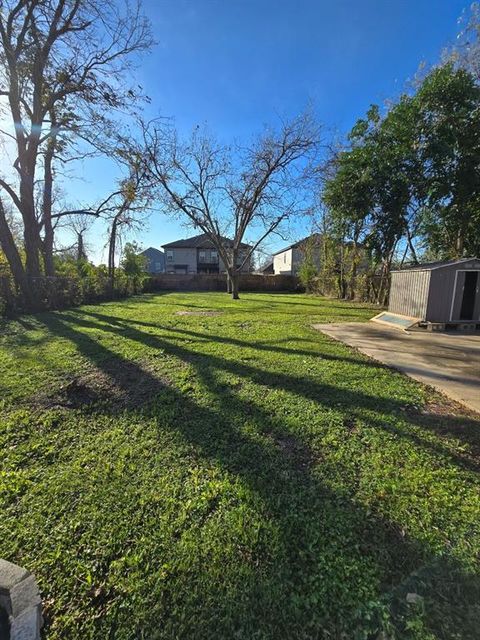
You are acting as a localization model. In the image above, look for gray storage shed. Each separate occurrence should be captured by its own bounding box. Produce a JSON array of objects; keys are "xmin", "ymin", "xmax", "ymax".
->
[{"xmin": 388, "ymin": 258, "xmax": 480, "ymax": 324}]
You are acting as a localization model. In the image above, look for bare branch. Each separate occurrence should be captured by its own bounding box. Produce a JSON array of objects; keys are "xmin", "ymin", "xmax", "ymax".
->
[
  {"xmin": 0, "ymin": 0, "xmax": 153, "ymax": 284},
  {"xmin": 142, "ymin": 112, "xmax": 321, "ymax": 297}
]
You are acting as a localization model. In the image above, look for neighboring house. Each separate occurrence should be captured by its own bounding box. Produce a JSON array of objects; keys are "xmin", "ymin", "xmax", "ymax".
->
[
  {"xmin": 273, "ymin": 234, "xmax": 322, "ymax": 275},
  {"xmin": 162, "ymin": 233, "xmax": 253, "ymax": 274},
  {"xmin": 140, "ymin": 247, "xmax": 165, "ymax": 274},
  {"xmin": 257, "ymin": 259, "xmax": 274, "ymax": 275}
]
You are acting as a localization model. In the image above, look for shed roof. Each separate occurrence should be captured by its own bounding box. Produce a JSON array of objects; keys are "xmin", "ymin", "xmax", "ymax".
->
[{"xmin": 392, "ymin": 257, "xmax": 479, "ymax": 273}]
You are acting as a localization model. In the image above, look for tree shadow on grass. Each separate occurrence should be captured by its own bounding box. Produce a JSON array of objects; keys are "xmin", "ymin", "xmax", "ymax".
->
[
  {"xmin": 69, "ymin": 308, "xmax": 480, "ymax": 475},
  {"xmin": 79, "ymin": 310, "xmax": 385, "ymax": 368},
  {"xmin": 22, "ymin": 309, "xmax": 480, "ymax": 639}
]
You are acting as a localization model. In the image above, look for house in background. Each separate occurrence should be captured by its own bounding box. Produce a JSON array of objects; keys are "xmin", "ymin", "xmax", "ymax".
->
[
  {"xmin": 273, "ymin": 234, "xmax": 322, "ymax": 275},
  {"xmin": 162, "ymin": 233, "xmax": 253, "ymax": 274},
  {"xmin": 140, "ymin": 247, "xmax": 165, "ymax": 274},
  {"xmin": 257, "ymin": 259, "xmax": 274, "ymax": 275}
]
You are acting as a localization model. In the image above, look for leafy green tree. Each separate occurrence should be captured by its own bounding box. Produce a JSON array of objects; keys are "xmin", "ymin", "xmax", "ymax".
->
[
  {"xmin": 297, "ymin": 237, "xmax": 319, "ymax": 293},
  {"xmin": 413, "ymin": 65, "xmax": 480, "ymax": 258},
  {"xmin": 323, "ymin": 63, "xmax": 480, "ymax": 303},
  {"xmin": 120, "ymin": 242, "xmax": 148, "ymax": 292}
]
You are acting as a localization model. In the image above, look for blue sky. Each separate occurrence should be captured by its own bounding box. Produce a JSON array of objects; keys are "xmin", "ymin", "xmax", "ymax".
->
[{"xmin": 72, "ymin": 0, "xmax": 468, "ymax": 263}]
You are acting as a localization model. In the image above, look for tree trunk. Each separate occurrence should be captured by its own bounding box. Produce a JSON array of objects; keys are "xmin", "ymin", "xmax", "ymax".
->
[
  {"xmin": 377, "ymin": 260, "xmax": 392, "ymax": 306},
  {"xmin": 226, "ymin": 273, "xmax": 232, "ymax": 293},
  {"xmin": 4, "ymin": 50, "xmax": 42, "ymax": 277},
  {"xmin": 456, "ymin": 227, "xmax": 465, "ymax": 258},
  {"xmin": 43, "ymin": 225, "xmax": 55, "ymax": 276},
  {"xmin": 22, "ymin": 211, "xmax": 42, "ymax": 277},
  {"xmin": 18, "ymin": 152, "xmax": 43, "ymax": 278},
  {"xmin": 338, "ymin": 242, "xmax": 346, "ymax": 298},
  {"xmin": 108, "ymin": 220, "xmax": 117, "ymax": 291},
  {"xmin": 231, "ymin": 272, "xmax": 239, "ymax": 299},
  {"xmin": 42, "ymin": 132, "xmax": 55, "ymax": 276},
  {"xmin": 230, "ymin": 249, "xmax": 240, "ymax": 299},
  {"xmin": 349, "ymin": 258, "xmax": 357, "ymax": 300},
  {"xmin": 77, "ymin": 232, "xmax": 86, "ymax": 261},
  {"xmin": 406, "ymin": 227, "xmax": 418, "ymax": 265},
  {"xmin": 0, "ymin": 199, "xmax": 31, "ymax": 302}
]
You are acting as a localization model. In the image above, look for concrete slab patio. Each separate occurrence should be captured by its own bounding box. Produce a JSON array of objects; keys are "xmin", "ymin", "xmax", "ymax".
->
[{"xmin": 312, "ymin": 322, "xmax": 480, "ymax": 413}]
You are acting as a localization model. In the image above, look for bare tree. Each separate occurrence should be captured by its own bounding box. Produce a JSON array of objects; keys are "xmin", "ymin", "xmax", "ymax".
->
[
  {"xmin": 61, "ymin": 211, "xmax": 95, "ymax": 261},
  {"xmin": 143, "ymin": 113, "xmax": 320, "ymax": 298},
  {"xmin": 443, "ymin": 2, "xmax": 480, "ymax": 81},
  {"xmin": 101, "ymin": 158, "xmax": 153, "ymax": 289},
  {"xmin": 0, "ymin": 0, "xmax": 152, "ymax": 299}
]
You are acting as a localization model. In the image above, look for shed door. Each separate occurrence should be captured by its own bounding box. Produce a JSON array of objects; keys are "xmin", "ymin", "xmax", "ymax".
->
[
  {"xmin": 451, "ymin": 271, "xmax": 480, "ymax": 321},
  {"xmin": 460, "ymin": 272, "xmax": 478, "ymax": 319}
]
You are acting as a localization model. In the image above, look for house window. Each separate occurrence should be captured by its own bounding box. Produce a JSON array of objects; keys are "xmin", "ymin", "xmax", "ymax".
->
[
  {"xmin": 166, "ymin": 250, "xmax": 174, "ymax": 262},
  {"xmin": 154, "ymin": 262, "xmax": 162, "ymax": 271},
  {"xmin": 199, "ymin": 250, "xmax": 206, "ymax": 262},
  {"xmin": 211, "ymin": 249, "xmax": 218, "ymax": 262}
]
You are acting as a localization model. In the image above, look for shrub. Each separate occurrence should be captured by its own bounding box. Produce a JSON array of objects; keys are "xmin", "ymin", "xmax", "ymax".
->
[
  {"xmin": 120, "ymin": 242, "xmax": 148, "ymax": 293},
  {"xmin": 0, "ymin": 255, "xmax": 149, "ymax": 317},
  {"xmin": 298, "ymin": 259, "xmax": 318, "ymax": 293}
]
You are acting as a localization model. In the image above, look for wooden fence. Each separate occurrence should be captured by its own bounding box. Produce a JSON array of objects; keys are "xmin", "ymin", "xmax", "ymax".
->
[
  {"xmin": 1, "ymin": 273, "xmax": 302, "ymax": 317},
  {"xmin": 145, "ymin": 273, "xmax": 301, "ymax": 292}
]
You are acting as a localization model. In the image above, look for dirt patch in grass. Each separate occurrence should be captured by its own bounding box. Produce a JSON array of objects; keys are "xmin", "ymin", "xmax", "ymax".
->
[
  {"xmin": 175, "ymin": 310, "xmax": 223, "ymax": 316},
  {"xmin": 342, "ymin": 414, "xmax": 359, "ymax": 433},
  {"xmin": 34, "ymin": 358, "xmax": 170, "ymax": 411},
  {"xmin": 269, "ymin": 430, "xmax": 313, "ymax": 471}
]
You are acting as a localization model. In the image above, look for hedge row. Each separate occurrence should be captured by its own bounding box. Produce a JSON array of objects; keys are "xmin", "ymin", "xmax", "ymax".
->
[{"xmin": 0, "ymin": 264, "xmax": 146, "ymax": 317}]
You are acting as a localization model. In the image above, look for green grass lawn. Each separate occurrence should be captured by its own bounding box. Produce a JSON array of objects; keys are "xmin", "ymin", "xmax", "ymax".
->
[{"xmin": 1, "ymin": 292, "xmax": 480, "ymax": 639}]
